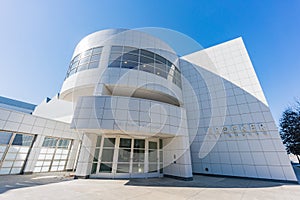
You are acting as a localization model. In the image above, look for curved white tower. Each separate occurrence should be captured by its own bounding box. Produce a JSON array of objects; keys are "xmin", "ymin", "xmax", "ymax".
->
[{"xmin": 65, "ymin": 29, "xmax": 192, "ymax": 179}]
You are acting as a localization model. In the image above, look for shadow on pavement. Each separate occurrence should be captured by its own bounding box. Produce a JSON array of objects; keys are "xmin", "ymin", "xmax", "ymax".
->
[
  {"xmin": 0, "ymin": 172, "xmax": 73, "ymax": 194},
  {"xmin": 124, "ymin": 174, "xmax": 298, "ymax": 188}
]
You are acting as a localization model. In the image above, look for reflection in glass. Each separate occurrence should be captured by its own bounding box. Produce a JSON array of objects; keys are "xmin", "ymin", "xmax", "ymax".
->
[
  {"xmin": 103, "ymin": 138, "xmax": 115, "ymax": 147},
  {"xmin": 134, "ymin": 139, "xmax": 145, "ymax": 148},
  {"xmin": 101, "ymin": 149, "xmax": 114, "ymax": 162},
  {"xmin": 91, "ymin": 163, "xmax": 97, "ymax": 174},
  {"xmin": 0, "ymin": 132, "xmax": 12, "ymax": 145},
  {"xmin": 149, "ymin": 149, "xmax": 157, "ymax": 162},
  {"xmin": 149, "ymin": 141, "xmax": 157, "ymax": 149},
  {"xmin": 107, "ymin": 46, "xmax": 182, "ymax": 88},
  {"xmin": 93, "ymin": 149, "xmax": 99, "ymax": 162},
  {"xmin": 118, "ymin": 149, "xmax": 131, "ymax": 162},
  {"xmin": 119, "ymin": 138, "xmax": 131, "ymax": 148},
  {"xmin": 117, "ymin": 164, "xmax": 130, "ymax": 173},
  {"xmin": 132, "ymin": 163, "xmax": 144, "ymax": 173},
  {"xmin": 149, "ymin": 164, "xmax": 158, "ymax": 173},
  {"xmin": 66, "ymin": 46, "xmax": 102, "ymax": 78},
  {"xmin": 99, "ymin": 163, "xmax": 112, "ymax": 173},
  {"xmin": 133, "ymin": 149, "xmax": 145, "ymax": 162}
]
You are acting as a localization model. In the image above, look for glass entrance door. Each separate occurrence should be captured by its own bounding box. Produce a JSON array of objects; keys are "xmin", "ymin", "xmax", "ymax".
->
[{"xmin": 91, "ymin": 135, "xmax": 162, "ymax": 178}]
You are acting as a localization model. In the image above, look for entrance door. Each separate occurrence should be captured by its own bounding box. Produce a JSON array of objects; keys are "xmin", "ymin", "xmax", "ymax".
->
[{"xmin": 91, "ymin": 135, "xmax": 162, "ymax": 178}]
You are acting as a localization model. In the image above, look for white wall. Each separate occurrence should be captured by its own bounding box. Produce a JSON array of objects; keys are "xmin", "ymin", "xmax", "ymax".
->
[
  {"xmin": 181, "ymin": 38, "xmax": 297, "ymax": 181},
  {"xmin": 0, "ymin": 107, "xmax": 82, "ymax": 174}
]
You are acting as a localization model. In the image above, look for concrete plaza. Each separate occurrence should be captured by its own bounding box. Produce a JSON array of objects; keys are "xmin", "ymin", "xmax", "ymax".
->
[{"xmin": 0, "ymin": 171, "xmax": 300, "ymax": 200}]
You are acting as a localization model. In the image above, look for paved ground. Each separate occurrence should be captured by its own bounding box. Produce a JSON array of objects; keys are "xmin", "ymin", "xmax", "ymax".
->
[{"xmin": 0, "ymin": 171, "xmax": 300, "ymax": 200}]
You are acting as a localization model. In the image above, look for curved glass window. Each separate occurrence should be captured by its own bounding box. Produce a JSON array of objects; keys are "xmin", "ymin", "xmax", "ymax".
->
[
  {"xmin": 66, "ymin": 46, "xmax": 103, "ymax": 78},
  {"xmin": 108, "ymin": 46, "xmax": 182, "ymax": 88}
]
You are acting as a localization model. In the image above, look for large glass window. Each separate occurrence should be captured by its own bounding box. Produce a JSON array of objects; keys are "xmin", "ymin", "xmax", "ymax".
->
[
  {"xmin": 117, "ymin": 138, "xmax": 131, "ymax": 173},
  {"xmin": 0, "ymin": 132, "xmax": 13, "ymax": 162},
  {"xmin": 148, "ymin": 141, "xmax": 158, "ymax": 173},
  {"xmin": 132, "ymin": 139, "xmax": 145, "ymax": 173},
  {"xmin": 0, "ymin": 132, "xmax": 35, "ymax": 175},
  {"xmin": 108, "ymin": 46, "xmax": 182, "ymax": 88},
  {"xmin": 0, "ymin": 132, "xmax": 12, "ymax": 145},
  {"xmin": 91, "ymin": 136, "xmax": 101, "ymax": 174},
  {"xmin": 99, "ymin": 138, "xmax": 115, "ymax": 173},
  {"xmin": 12, "ymin": 134, "xmax": 34, "ymax": 146},
  {"xmin": 92, "ymin": 136, "xmax": 162, "ymax": 176},
  {"xmin": 66, "ymin": 46, "xmax": 103, "ymax": 78},
  {"xmin": 34, "ymin": 137, "xmax": 72, "ymax": 173}
]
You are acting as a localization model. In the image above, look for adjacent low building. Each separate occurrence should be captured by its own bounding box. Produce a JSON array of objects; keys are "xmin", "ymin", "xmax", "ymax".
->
[{"xmin": 0, "ymin": 28, "xmax": 297, "ymax": 182}]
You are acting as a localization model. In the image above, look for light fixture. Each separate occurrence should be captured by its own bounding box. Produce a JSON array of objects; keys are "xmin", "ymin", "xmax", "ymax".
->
[{"xmin": 124, "ymin": 61, "xmax": 128, "ymax": 64}]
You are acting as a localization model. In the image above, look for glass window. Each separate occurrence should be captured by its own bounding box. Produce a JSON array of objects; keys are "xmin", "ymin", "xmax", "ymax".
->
[
  {"xmin": 88, "ymin": 62, "xmax": 99, "ymax": 69},
  {"xmin": 12, "ymin": 134, "xmax": 34, "ymax": 146},
  {"xmin": 140, "ymin": 50, "xmax": 154, "ymax": 58},
  {"xmin": 70, "ymin": 61, "xmax": 78, "ymax": 69},
  {"xmin": 155, "ymin": 55, "xmax": 166, "ymax": 64},
  {"xmin": 90, "ymin": 54, "xmax": 101, "ymax": 62},
  {"xmin": 127, "ymin": 49, "xmax": 139, "ymax": 55},
  {"xmin": 108, "ymin": 60, "xmax": 121, "ymax": 68},
  {"xmin": 155, "ymin": 68, "xmax": 167, "ymax": 79},
  {"xmin": 93, "ymin": 47, "xmax": 102, "ymax": 54},
  {"xmin": 99, "ymin": 163, "xmax": 112, "ymax": 173},
  {"xmin": 116, "ymin": 164, "xmax": 130, "ymax": 173},
  {"xmin": 103, "ymin": 138, "xmax": 115, "ymax": 148},
  {"xmin": 96, "ymin": 136, "xmax": 101, "ymax": 147},
  {"xmin": 133, "ymin": 149, "xmax": 144, "ymax": 162},
  {"xmin": 93, "ymin": 148, "xmax": 100, "ymax": 162},
  {"xmin": 123, "ymin": 46, "xmax": 137, "ymax": 54},
  {"xmin": 101, "ymin": 149, "xmax": 114, "ymax": 162},
  {"xmin": 134, "ymin": 139, "xmax": 145, "ymax": 148},
  {"xmin": 118, "ymin": 149, "xmax": 131, "ymax": 162},
  {"xmin": 122, "ymin": 53, "xmax": 139, "ymax": 63},
  {"xmin": 0, "ymin": 132, "xmax": 12, "ymax": 144},
  {"xmin": 91, "ymin": 163, "xmax": 97, "ymax": 174},
  {"xmin": 77, "ymin": 64, "xmax": 89, "ymax": 72},
  {"xmin": 111, "ymin": 46, "xmax": 123, "ymax": 52},
  {"xmin": 149, "ymin": 149, "xmax": 158, "ymax": 162},
  {"xmin": 166, "ymin": 60, "xmax": 173, "ymax": 68},
  {"xmin": 109, "ymin": 52, "xmax": 122, "ymax": 61},
  {"xmin": 149, "ymin": 141, "xmax": 157, "ymax": 149},
  {"xmin": 119, "ymin": 138, "xmax": 131, "ymax": 148},
  {"xmin": 132, "ymin": 163, "xmax": 144, "ymax": 173},
  {"xmin": 0, "ymin": 146, "xmax": 7, "ymax": 153},
  {"xmin": 66, "ymin": 46, "xmax": 102, "ymax": 78},
  {"xmin": 72, "ymin": 55, "xmax": 80, "ymax": 62},
  {"xmin": 140, "ymin": 56, "xmax": 154, "ymax": 65},
  {"xmin": 159, "ymin": 151, "xmax": 163, "ymax": 162},
  {"xmin": 155, "ymin": 62, "xmax": 166, "ymax": 71},
  {"xmin": 58, "ymin": 139, "xmax": 70, "ymax": 149},
  {"xmin": 68, "ymin": 68, "xmax": 77, "ymax": 76},
  {"xmin": 140, "ymin": 64, "xmax": 154, "ymax": 73},
  {"xmin": 159, "ymin": 139, "xmax": 163, "ymax": 149},
  {"xmin": 79, "ymin": 56, "xmax": 90, "ymax": 64},
  {"xmin": 121, "ymin": 61, "xmax": 139, "ymax": 69},
  {"xmin": 149, "ymin": 163, "xmax": 158, "ymax": 172},
  {"xmin": 81, "ymin": 49, "xmax": 92, "ymax": 57},
  {"xmin": 42, "ymin": 137, "xmax": 58, "ymax": 148}
]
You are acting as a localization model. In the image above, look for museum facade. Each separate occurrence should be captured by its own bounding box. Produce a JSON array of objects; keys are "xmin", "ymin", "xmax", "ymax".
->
[{"xmin": 0, "ymin": 29, "xmax": 297, "ymax": 182}]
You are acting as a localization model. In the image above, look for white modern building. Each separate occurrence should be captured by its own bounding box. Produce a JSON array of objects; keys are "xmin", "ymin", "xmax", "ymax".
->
[{"xmin": 0, "ymin": 29, "xmax": 297, "ymax": 182}]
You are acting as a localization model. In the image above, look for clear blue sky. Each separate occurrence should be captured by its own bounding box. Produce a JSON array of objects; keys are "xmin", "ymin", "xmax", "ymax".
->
[{"xmin": 0, "ymin": 0, "xmax": 299, "ymax": 124}]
